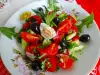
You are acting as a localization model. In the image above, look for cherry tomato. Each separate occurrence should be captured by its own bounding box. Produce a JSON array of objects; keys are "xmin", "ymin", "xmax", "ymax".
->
[
  {"xmin": 47, "ymin": 56, "xmax": 57, "ymax": 72},
  {"xmin": 68, "ymin": 15, "xmax": 77, "ymax": 25},
  {"xmin": 57, "ymin": 19, "xmax": 72, "ymax": 35},
  {"xmin": 23, "ymin": 22, "xmax": 31, "ymax": 30},
  {"xmin": 21, "ymin": 32, "xmax": 41, "ymax": 44},
  {"xmin": 30, "ymin": 15, "xmax": 42, "ymax": 24}
]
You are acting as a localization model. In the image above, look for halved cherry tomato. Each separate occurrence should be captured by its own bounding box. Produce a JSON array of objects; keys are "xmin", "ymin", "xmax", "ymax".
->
[
  {"xmin": 46, "ymin": 56, "xmax": 57, "ymax": 72},
  {"xmin": 57, "ymin": 19, "xmax": 72, "ymax": 35},
  {"xmin": 29, "ymin": 15, "xmax": 42, "ymax": 24},
  {"xmin": 23, "ymin": 22, "xmax": 31, "ymax": 30},
  {"xmin": 21, "ymin": 32, "xmax": 41, "ymax": 44},
  {"xmin": 68, "ymin": 15, "xmax": 77, "ymax": 25}
]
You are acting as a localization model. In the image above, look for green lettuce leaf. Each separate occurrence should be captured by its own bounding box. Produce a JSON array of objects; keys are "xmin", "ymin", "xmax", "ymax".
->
[
  {"xmin": 0, "ymin": 27, "xmax": 17, "ymax": 39},
  {"xmin": 78, "ymin": 13, "xmax": 94, "ymax": 33}
]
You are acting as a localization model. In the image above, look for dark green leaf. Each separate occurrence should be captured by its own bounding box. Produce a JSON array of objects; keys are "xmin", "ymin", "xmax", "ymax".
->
[
  {"xmin": 56, "ymin": 66, "xmax": 60, "ymax": 72},
  {"xmin": 50, "ymin": 21, "xmax": 57, "ymax": 27},
  {"xmin": 0, "ymin": 27, "xmax": 17, "ymax": 39},
  {"xmin": 58, "ymin": 13, "xmax": 68, "ymax": 22},
  {"xmin": 41, "ymin": 58, "xmax": 48, "ymax": 71},
  {"xmin": 45, "ymin": 11, "xmax": 56, "ymax": 25},
  {"xmin": 43, "ymin": 5, "xmax": 49, "ymax": 17},
  {"xmin": 32, "ymin": 9, "xmax": 45, "ymax": 22},
  {"xmin": 78, "ymin": 13, "xmax": 94, "ymax": 32},
  {"xmin": 70, "ymin": 54, "xmax": 78, "ymax": 61},
  {"xmin": 66, "ymin": 42, "xmax": 75, "ymax": 49},
  {"xmin": 16, "ymin": 29, "xmax": 24, "ymax": 43},
  {"xmin": 13, "ymin": 48, "xmax": 21, "ymax": 55}
]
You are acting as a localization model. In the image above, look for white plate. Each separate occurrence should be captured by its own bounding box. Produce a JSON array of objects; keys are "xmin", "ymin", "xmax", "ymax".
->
[{"xmin": 0, "ymin": 0, "xmax": 100, "ymax": 75}]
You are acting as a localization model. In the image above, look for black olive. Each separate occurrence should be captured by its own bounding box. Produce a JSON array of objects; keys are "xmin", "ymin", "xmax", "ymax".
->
[
  {"xmin": 52, "ymin": 17, "xmax": 60, "ymax": 25},
  {"xmin": 60, "ymin": 38, "xmax": 67, "ymax": 48},
  {"xmin": 30, "ymin": 22, "xmax": 41, "ymax": 34},
  {"xmin": 37, "ymin": 7, "xmax": 43, "ymax": 12},
  {"xmin": 31, "ymin": 60, "xmax": 42, "ymax": 71},
  {"xmin": 80, "ymin": 34, "xmax": 90, "ymax": 42}
]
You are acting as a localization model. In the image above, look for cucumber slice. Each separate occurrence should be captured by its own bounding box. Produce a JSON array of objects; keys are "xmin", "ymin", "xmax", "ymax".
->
[
  {"xmin": 66, "ymin": 32, "xmax": 76, "ymax": 40},
  {"xmin": 72, "ymin": 40, "xmax": 80, "ymax": 46},
  {"xmin": 69, "ymin": 45, "xmax": 84, "ymax": 54},
  {"xmin": 22, "ymin": 39, "xmax": 28, "ymax": 50}
]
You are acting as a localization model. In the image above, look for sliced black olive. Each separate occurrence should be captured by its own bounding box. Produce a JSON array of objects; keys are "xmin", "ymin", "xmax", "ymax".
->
[
  {"xmin": 80, "ymin": 34, "xmax": 90, "ymax": 42},
  {"xmin": 30, "ymin": 22, "xmax": 41, "ymax": 34},
  {"xmin": 60, "ymin": 38, "xmax": 67, "ymax": 49},
  {"xmin": 37, "ymin": 7, "xmax": 43, "ymax": 12},
  {"xmin": 31, "ymin": 60, "xmax": 41, "ymax": 71},
  {"xmin": 52, "ymin": 17, "xmax": 60, "ymax": 25}
]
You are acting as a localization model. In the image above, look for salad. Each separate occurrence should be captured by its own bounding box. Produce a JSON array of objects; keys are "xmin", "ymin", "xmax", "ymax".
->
[{"xmin": 0, "ymin": 0, "xmax": 94, "ymax": 74}]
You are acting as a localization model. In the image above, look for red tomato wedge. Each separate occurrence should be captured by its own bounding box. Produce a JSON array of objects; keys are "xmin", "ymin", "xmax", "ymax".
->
[
  {"xmin": 44, "ymin": 43, "xmax": 58, "ymax": 56},
  {"xmin": 21, "ymin": 32, "xmax": 41, "ymax": 44},
  {"xmin": 58, "ymin": 54, "xmax": 74, "ymax": 69},
  {"xmin": 47, "ymin": 56, "xmax": 57, "ymax": 72},
  {"xmin": 26, "ymin": 45, "xmax": 39, "ymax": 54},
  {"xmin": 57, "ymin": 19, "xmax": 72, "ymax": 35}
]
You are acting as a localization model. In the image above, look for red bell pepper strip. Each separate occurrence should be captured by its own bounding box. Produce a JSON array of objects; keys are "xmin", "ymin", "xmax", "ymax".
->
[{"xmin": 21, "ymin": 32, "xmax": 41, "ymax": 44}]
